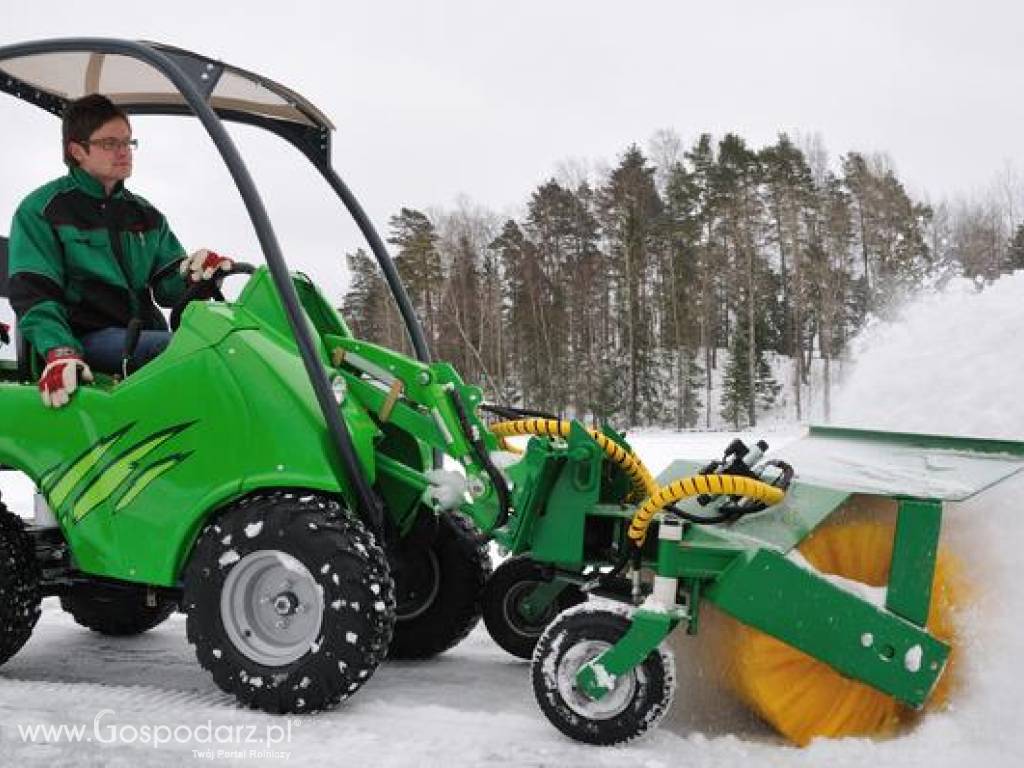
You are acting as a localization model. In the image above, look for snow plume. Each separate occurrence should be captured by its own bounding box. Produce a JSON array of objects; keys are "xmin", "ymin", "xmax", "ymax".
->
[
  {"xmin": 798, "ymin": 269, "xmax": 1024, "ymax": 765},
  {"xmin": 832, "ymin": 271, "xmax": 1024, "ymax": 440}
]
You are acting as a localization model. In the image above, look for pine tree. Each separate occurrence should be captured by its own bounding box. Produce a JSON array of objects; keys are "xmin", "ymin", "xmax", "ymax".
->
[
  {"xmin": 805, "ymin": 172, "xmax": 856, "ymax": 421},
  {"xmin": 761, "ymin": 134, "xmax": 816, "ymax": 419},
  {"xmin": 490, "ymin": 219, "xmax": 546, "ymax": 409},
  {"xmin": 341, "ymin": 248, "xmax": 405, "ymax": 349},
  {"xmin": 876, "ymin": 171, "xmax": 932, "ymax": 302},
  {"xmin": 598, "ymin": 146, "xmax": 663, "ymax": 425},
  {"xmin": 841, "ymin": 153, "xmax": 931, "ymax": 315},
  {"xmin": 523, "ymin": 180, "xmax": 585, "ymax": 415},
  {"xmin": 438, "ymin": 232, "xmax": 485, "ymax": 386},
  {"xmin": 685, "ymin": 134, "xmax": 723, "ymax": 428},
  {"xmin": 1006, "ymin": 224, "xmax": 1024, "ymax": 272},
  {"xmin": 714, "ymin": 134, "xmax": 768, "ymax": 427},
  {"xmin": 679, "ymin": 351, "xmax": 704, "ymax": 427},
  {"xmin": 662, "ymin": 161, "xmax": 705, "ymax": 427},
  {"xmin": 478, "ymin": 233, "xmax": 509, "ymax": 400},
  {"xmin": 562, "ymin": 181, "xmax": 604, "ymax": 420},
  {"xmin": 720, "ymin": 325, "xmax": 780, "ymax": 429},
  {"xmin": 387, "ymin": 208, "xmax": 444, "ymax": 351}
]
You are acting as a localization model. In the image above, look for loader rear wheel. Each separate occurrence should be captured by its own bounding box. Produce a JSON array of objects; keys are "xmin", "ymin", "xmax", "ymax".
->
[
  {"xmin": 532, "ymin": 604, "xmax": 676, "ymax": 745},
  {"xmin": 727, "ymin": 519, "xmax": 961, "ymax": 745},
  {"xmin": 387, "ymin": 513, "xmax": 491, "ymax": 659},
  {"xmin": 61, "ymin": 583, "xmax": 177, "ymax": 636},
  {"xmin": 482, "ymin": 556, "xmax": 586, "ymax": 659},
  {"xmin": 0, "ymin": 506, "xmax": 42, "ymax": 665},
  {"xmin": 184, "ymin": 492, "xmax": 395, "ymax": 713}
]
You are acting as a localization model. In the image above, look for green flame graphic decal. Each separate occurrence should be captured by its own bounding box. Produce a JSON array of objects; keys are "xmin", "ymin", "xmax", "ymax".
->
[{"xmin": 41, "ymin": 422, "xmax": 195, "ymax": 523}]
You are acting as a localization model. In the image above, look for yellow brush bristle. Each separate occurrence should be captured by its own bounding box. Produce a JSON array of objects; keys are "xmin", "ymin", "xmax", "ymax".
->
[{"xmin": 725, "ymin": 516, "xmax": 962, "ymax": 746}]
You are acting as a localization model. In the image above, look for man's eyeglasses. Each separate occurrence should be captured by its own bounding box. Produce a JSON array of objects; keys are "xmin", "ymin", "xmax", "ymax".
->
[{"xmin": 83, "ymin": 138, "xmax": 138, "ymax": 152}]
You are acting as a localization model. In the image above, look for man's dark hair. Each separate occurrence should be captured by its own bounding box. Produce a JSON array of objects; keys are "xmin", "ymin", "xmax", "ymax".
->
[{"xmin": 62, "ymin": 94, "xmax": 130, "ymax": 167}]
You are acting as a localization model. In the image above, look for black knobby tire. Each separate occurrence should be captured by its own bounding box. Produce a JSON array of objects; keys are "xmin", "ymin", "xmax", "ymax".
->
[
  {"xmin": 531, "ymin": 604, "xmax": 676, "ymax": 745},
  {"xmin": 60, "ymin": 583, "xmax": 177, "ymax": 636},
  {"xmin": 183, "ymin": 491, "xmax": 395, "ymax": 713},
  {"xmin": 387, "ymin": 513, "xmax": 492, "ymax": 660},
  {"xmin": 482, "ymin": 555, "xmax": 585, "ymax": 659},
  {"xmin": 0, "ymin": 505, "xmax": 42, "ymax": 665}
]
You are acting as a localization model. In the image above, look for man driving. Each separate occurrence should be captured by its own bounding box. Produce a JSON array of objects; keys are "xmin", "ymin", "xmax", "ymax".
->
[{"xmin": 7, "ymin": 94, "xmax": 231, "ymax": 407}]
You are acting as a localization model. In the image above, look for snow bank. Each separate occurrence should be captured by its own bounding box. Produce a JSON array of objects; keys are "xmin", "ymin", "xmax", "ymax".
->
[{"xmin": 833, "ymin": 271, "xmax": 1024, "ymax": 440}]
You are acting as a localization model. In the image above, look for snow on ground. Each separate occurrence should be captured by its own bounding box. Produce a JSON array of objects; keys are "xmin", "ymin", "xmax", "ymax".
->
[{"xmin": 1, "ymin": 273, "xmax": 1023, "ymax": 766}]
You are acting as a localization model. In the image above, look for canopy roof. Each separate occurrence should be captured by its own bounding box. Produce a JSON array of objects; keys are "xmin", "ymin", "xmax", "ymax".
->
[{"xmin": 0, "ymin": 40, "xmax": 334, "ymax": 164}]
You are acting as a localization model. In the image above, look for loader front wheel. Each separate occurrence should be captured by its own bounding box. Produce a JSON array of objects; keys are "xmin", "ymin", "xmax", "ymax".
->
[
  {"xmin": 482, "ymin": 556, "xmax": 586, "ymax": 659},
  {"xmin": 387, "ymin": 513, "xmax": 491, "ymax": 659},
  {"xmin": 184, "ymin": 492, "xmax": 395, "ymax": 713},
  {"xmin": 0, "ymin": 506, "xmax": 42, "ymax": 665},
  {"xmin": 532, "ymin": 605, "xmax": 676, "ymax": 745}
]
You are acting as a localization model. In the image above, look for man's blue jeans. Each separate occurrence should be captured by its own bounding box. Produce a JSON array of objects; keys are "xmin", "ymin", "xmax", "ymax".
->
[{"xmin": 80, "ymin": 327, "xmax": 172, "ymax": 375}]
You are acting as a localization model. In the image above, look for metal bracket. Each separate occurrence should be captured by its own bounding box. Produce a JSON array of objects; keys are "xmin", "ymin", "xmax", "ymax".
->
[{"xmin": 886, "ymin": 498, "xmax": 942, "ymax": 626}]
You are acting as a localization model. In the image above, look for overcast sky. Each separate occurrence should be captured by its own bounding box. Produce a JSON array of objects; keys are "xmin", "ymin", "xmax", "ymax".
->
[{"xmin": 3, "ymin": 0, "xmax": 1023, "ymax": 307}]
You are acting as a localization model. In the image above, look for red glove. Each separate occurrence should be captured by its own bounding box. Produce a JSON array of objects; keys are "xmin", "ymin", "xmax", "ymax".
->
[
  {"xmin": 0, "ymin": 321, "xmax": 9, "ymax": 346},
  {"xmin": 180, "ymin": 249, "xmax": 233, "ymax": 283},
  {"xmin": 39, "ymin": 347, "xmax": 94, "ymax": 408}
]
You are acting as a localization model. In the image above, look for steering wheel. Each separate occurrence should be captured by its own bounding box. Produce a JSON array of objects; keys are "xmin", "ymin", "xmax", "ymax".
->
[{"xmin": 169, "ymin": 262, "xmax": 256, "ymax": 331}]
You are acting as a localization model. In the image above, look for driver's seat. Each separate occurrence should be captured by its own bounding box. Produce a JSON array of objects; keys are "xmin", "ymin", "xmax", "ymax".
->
[{"xmin": 0, "ymin": 235, "xmax": 38, "ymax": 382}]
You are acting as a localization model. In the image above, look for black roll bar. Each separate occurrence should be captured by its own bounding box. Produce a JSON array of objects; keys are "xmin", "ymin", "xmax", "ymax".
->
[{"xmin": 316, "ymin": 166, "xmax": 431, "ymax": 363}]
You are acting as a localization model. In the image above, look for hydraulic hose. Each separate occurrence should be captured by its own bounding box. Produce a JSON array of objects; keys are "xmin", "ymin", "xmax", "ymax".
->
[
  {"xmin": 497, "ymin": 437, "xmax": 525, "ymax": 455},
  {"xmin": 489, "ymin": 419, "xmax": 659, "ymax": 501},
  {"xmin": 449, "ymin": 388, "xmax": 513, "ymax": 530},
  {"xmin": 490, "ymin": 418, "xmax": 789, "ymax": 589},
  {"xmin": 479, "ymin": 402, "xmax": 560, "ymax": 421},
  {"xmin": 627, "ymin": 473, "xmax": 785, "ymax": 545}
]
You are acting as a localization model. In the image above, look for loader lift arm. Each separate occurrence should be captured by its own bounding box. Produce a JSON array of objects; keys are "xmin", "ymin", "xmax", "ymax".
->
[{"xmin": 326, "ymin": 336, "xmax": 508, "ymax": 531}]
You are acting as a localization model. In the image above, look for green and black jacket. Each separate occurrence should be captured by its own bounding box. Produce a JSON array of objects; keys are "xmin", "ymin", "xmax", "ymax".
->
[{"xmin": 7, "ymin": 166, "xmax": 187, "ymax": 356}]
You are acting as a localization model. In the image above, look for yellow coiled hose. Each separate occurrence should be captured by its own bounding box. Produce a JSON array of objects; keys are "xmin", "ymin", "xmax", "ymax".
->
[
  {"xmin": 487, "ymin": 419, "xmax": 786, "ymax": 546},
  {"xmin": 626, "ymin": 473, "xmax": 785, "ymax": 544},
  {"xmin": 488, "ymin": 419, "xmax": 659, "ymax": 501}
]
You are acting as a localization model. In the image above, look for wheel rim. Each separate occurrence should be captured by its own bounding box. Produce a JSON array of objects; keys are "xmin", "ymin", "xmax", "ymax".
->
[
  {"xmin": 220, "ymin": 550, "xmax": 324, "ymax": 667},
  {"xmin": 503, "ymin": 580, "xmax": 559, "ymax": 638},
  {"xmin": 394, "ymin": 549, "xmax": 440, "ymax": 621},
  {"xmin": 556, "ymin": 639, "xmax": 640, "ymax": 720}
]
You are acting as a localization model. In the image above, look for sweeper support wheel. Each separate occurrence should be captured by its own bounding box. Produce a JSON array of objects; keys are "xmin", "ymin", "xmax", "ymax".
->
[{"xmin": 532, "ymin": 604, "xmax": 676, "ymax": 745}]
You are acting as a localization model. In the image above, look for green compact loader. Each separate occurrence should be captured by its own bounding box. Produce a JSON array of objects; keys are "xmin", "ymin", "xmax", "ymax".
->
[
  {"xmin": 0, "ymin": 38, "xmax": 502, "ymax": 714},
  {"xmin": 1, "ymin": 38, "xmax": 1017, "ymax": 748}
]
